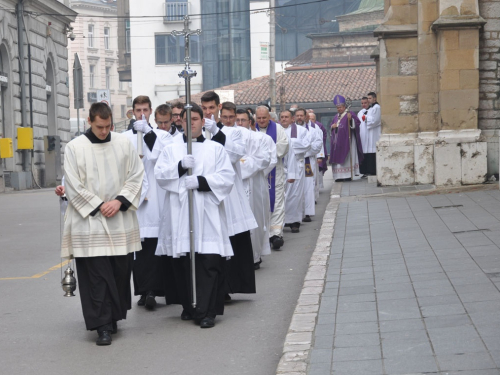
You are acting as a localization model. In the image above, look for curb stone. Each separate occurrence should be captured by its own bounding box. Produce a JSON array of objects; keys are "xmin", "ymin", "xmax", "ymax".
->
[{"xmin": 276, "ymin": 182, "xmax": 342, "ymax": 375}]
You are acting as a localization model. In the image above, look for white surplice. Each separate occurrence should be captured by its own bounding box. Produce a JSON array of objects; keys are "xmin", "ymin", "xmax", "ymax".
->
[
  {"xmin": 238, "ymin": 126, "xmax": 276, "ymax": 263},
  {"xmin": 365, "ymin": 103, "xmax": 381, "ymax": 153},
  {"xmin": 311, "ymin": 123, "xmax": 325, "ymax": 201},
  {"xmin": 284, "ymin": 124, "xmax": 311, "ymax": 224},
  {"xmin": 123, "ymin": 128, "xmax": 175, "ymax": 239},
  {"xmin": 358, "ymin": 108, "xmax": 369, "ymax": 153},
  {"xmin": 61, "ymin": 132, "xmax": 144, "ymax": 259},
  {"xmin": 219, "ymin": 125, "xmax": 258, "ymax": 236},
  {"xmin": 302, "ymin": 121, "xmax": 323, "ymax": 217},
  {"xmin": 259, "ymin": 123, "xmax": 289, "ymax": 238},
  {"xmin": 154, "ymin": 138, "xmax": 235, "ymax": 258}
]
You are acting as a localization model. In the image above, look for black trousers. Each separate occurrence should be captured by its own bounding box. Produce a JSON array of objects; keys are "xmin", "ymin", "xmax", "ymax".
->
[
  {"xmin": 163, "ymin": 254, "xmax": 225, "ymax": 320},
  {"xmin": 226, "ymin": 231, "xmax": 256, "ymax": 294},
  {"xmin": 75, "ymin": 254, "xmax": 133, "ymax": 332},
  {"xmin": 133, "ymin": 238, "xmax": 165, "ymax": 296},
  {"xmin": 360, "ymin": 153, "xmax": 376, "ymax": 175}
]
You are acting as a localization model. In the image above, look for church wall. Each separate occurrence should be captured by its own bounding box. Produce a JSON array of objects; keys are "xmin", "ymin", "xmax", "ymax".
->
[
  {"xmin": 374, "ymin": 0, "xmax": 488, "ymax": 186},
  {"xmin": 311, "ymin": 34, "xmax": 379, "ymax": 60},
  {"xmin": 478, "ymin": 0, "xmax": 500, "ymax": 176}
]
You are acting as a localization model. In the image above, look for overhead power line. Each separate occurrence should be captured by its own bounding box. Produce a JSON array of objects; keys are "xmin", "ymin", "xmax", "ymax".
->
[{"xmin": 20, "ymin": 0, "xmax": 328, "ymax": 19}]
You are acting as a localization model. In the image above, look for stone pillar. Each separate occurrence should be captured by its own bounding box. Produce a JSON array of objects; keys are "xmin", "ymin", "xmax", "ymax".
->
[{"xmin": 374, "ymin": 0, "xmax": 488, "ymax": 186}]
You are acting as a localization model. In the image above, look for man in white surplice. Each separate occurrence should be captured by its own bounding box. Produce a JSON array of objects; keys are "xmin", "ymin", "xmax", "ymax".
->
[
  {"xmin": 280, "ymin": 110, "xmax": 311, "ymax": 234},
  {"xmin": 235, "ymin": 108, "xmax": 276, "ymax": 268},
  {"xmin": 123, "ymin": 97, "xmax": 180, "ymax": 310},
  {"xmin": 61, "ymin": 103, "xmax": 144, "ymax": 345},
  {"xmin": 255, "ymin": 106, "xmax": 289, "ymax": 250},
  {"xmin": 294, "ymin": 108, "xmax": 323, "ymax": 223},
  {"xmin": 201, "ymin": 92, "xmax": 257, "ymax": 295},
  {"xmin": 154, "ymin": 103, "xmax": 235, "ymax": 328}
]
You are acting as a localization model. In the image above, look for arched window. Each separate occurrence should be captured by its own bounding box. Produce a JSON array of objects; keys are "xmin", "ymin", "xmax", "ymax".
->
[
  {"xmin": 46, "ymin": 57, "xmax": 57, "ymax": 136},
  {"xmin": 0, "ymin": 43, "xmax": 14, "ymax": 172}
]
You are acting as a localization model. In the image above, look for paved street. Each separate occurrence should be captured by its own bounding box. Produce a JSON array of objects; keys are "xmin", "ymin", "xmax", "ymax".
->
[
  {"xmin": 307, "ymin": 180, "xmax": 500, "ymax": 375},
  {"xmin": 0, "ymin": 176, "xmax": 333, "ymax": 375}
]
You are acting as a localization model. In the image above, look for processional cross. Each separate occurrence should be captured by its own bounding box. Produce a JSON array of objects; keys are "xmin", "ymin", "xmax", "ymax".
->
[{"xmin": 172, "ymin": 16, "xmax": 201, "ymax": 308}]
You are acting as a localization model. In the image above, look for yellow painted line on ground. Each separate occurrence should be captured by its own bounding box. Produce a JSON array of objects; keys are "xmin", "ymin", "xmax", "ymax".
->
[{"xmin": 0, "ymin": 259, "xmax": 70, "ymax": 280}]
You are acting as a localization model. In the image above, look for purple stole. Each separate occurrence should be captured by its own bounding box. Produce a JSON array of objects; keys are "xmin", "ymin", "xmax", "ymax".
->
[
  {"xmin": 256, "ymin": 121, "xmax": 277, "ymax": 212},
  {"xmin": 304, "ymin": 122, "xmax": 314, "ymax": 177}
]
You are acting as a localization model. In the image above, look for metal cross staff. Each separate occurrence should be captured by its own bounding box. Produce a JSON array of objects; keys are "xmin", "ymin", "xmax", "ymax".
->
[{"xmin": 172, "ymin": 16, "xmax": 201, "ymax": 309}]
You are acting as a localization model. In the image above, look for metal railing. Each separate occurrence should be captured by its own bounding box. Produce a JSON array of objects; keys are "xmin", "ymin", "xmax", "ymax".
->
[{"xmin": 163, "ymin": 2, "xmax": 189, "ymax": 23}]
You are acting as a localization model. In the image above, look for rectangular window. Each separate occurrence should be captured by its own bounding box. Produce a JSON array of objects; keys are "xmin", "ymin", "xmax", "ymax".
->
[
  {"xmin": 121, "ymin": 105, "xmax": 126, "ymax": 118},
  {"xmin": 105, "ymin": 67, "xmax": 111, "ymax": 89},
  {"xmin": 119, "ymin": 80, "xmax": 123, "ymax": 90},
  {"xmin": 89, "ymin": 65, "xmax": 95, "ymax": 88},
  {"xmin": 155, "ymin": 34, "xmax": 200, "ymax": 65},
  {"xmin": 165, "ymin": 0, "xmax": 188, "ymax": 22},
  {"xmin": 88, "ymin": 24, "xmax": 94, "ymax": 48},
  {"xmin": 104, "ymin": 27, "xmax": 110, "ymax": 50},
  {"xmin": 125, "ymin": 19, "xmax": 131, "ymax": 53}
]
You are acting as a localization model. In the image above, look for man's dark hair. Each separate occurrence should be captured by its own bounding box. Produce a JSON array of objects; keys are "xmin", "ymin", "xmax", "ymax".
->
[
  {"xmin": 155, "ymin": 104, "xmax": 172, "ymax": 118},
  {"xmin": 295, "ymin": 108, "xmax": 307, "ymax": 116},
  {"xmin": 362, "ymin": 96, "xmax": 368, "ymax": 100},
  {"xmin": 221, "ymin": 101, "xmax": 237, "ymax": 115},
  {"xmin": 367, "ymin": 92, "xmax": 377, "ymax": 98},
  {"xmin": 171, "ymin": 101, "xmax": 184, "ymax": 110},
  {"xmin": 236, "ymin": 108, "xmax": 252, "ymax": 121},
  {"xmin": 246, "ymin": 107, "xmax": 254, "ymax": 115},
  {"xmin": 280, "ymin": 110, "xmax": 292, "ymax": 118},
  {"xmin": 89, "ymin": 102, "xmax": 113, "ymax": 123},
  {"xmin": 200, "ymin": 91, "xmax": 220, "ymax": 106},
  {"xmin": 181, "ymin": 102, "xmax": 203, "ymax": 119},
  {"xmin": 132, "ymin": 95, "xmax": 152, "ymax": 110}
]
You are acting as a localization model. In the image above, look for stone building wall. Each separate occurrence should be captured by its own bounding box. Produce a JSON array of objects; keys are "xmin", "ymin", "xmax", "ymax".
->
[
  {"xmin": 0, "ymin": 1, "xmax": 76, "ymax": 192},
  {"xmin": 374, "ymin": 0, "xmax": 488, "ymax": 186},
  {"xmin": 478, "ymin": 0, "xmax": 500, "ymax": 176},
  {"xmin": 312, "ymin": 33, "xmax": 379, "ymax": 60}
]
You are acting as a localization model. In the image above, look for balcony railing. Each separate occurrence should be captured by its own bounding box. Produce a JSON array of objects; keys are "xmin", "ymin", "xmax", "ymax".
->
[{"xmin": 164, "ymin": 2, "xmax": 189, "ymax": 23}]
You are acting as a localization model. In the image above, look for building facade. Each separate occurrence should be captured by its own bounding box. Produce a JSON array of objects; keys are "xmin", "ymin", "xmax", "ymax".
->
[
  {"xmin": 67, "ymin": 0, "xmax": 132, "ymax": 134},
  {"xmin": 0, "ymin": 0, "xmax": 77, "ymax": 192},
  {"xmin": 373, "ymin": 0, "xmax": 492, "ymax": 186}
]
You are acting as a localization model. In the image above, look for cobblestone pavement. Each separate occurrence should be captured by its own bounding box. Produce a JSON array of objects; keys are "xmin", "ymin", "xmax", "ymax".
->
[{"xmin": 304, "ymin": 186, "xmax": 500, "ymax": 375}]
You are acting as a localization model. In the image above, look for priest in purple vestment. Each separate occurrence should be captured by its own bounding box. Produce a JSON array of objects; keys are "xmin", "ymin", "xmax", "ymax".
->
[{"xmin": 329, "ymin": 95, "xmax": 364, "ymax": 182}]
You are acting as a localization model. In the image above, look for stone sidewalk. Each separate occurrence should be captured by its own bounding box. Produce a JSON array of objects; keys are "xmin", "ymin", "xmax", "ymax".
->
[{"xmin": 277, "ymin": 180, "xmax": 500, "ymax": 375}]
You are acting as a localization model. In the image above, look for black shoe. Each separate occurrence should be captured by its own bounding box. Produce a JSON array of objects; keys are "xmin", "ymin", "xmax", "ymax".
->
[
  {"xmin": 181, "ymin": 309, "xmax": 193, "ymax": 321},
  {"xmin": 111, "ymin": 321, "xmax": 117, "ymax": 334},
  {"xmin": 137, "ymin": 295, "xmax": 147, "ymax": 306},
  {"xmin": 254, "ymin": 262, "xmax": 260, "ymax": 270},
  {"xmin": 145, "ymin": 292, "xmax": 157, "ymax": 310},
  {"xmin": 96, "ymin": 331, "xmax": 112, "ymax": 346},
  {"xmin": 291, "ymin": 226, "xmax": 299, "ymax": 233},
  {"xmin": 200, "ymin": 317, "xmax": 215, "ymax": 328},
  {"xmin": 303, "ymin": 215, "xmax": 312, "ymax": 223},
  {"xmin": 224, "ymin": 293, "xmax": 232, "ymax": 302},
  {"xmin": 271, "ymin": 236, "xmax": 284, "ymax": 250}
]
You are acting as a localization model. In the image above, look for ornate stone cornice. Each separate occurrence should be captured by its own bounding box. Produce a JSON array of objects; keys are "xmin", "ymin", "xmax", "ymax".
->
[
  {"xmin": 373, "ymin": 24, "xmax": 418, "ymax": 39},
  {"xmin": 431, "ymin": 16, "xmax": 486, "ymax": 31}
]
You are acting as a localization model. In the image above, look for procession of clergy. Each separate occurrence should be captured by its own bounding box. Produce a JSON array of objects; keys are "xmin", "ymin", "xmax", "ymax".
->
[{"xmin": 58, "ymin": 90, "xmax": 381, "ymax": 345}]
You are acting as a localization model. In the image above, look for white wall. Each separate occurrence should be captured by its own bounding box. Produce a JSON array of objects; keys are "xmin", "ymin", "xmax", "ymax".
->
[
  {"xmin": 250, "ymin": 1, "xmax": 287, "ymax": 79},
  {"xmin": 130, "ymin": 0, "xmax": 203, "ymax": 114}
]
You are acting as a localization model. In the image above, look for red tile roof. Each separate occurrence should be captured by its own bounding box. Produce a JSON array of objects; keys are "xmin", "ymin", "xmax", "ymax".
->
[{"xmin": 174, "ymin": 67, "xmax": 376, "ymax": 106}]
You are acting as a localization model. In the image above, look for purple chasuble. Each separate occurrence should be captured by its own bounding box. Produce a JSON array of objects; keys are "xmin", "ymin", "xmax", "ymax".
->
[
  {"xmin": 329, "ymin": 111, "xmax": 364, "ymax": 165},
  {"xmin": 304, "ymin": 123, "xmax": 314, "ymax": 177},
  {"xmin": 256, "ymin": 120, "xmax": 277, "ymax": 212}
]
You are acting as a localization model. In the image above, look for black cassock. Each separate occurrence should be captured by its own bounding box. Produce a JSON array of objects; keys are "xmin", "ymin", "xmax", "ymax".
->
[
  {"xmin": 133, "ymin": 238, "xmax": 165, "ymax": 296},
  {"xmin": 76, "ymin": 254, "xmax": 133, "ymax": 332},
  {"xmin": 162, "ymin": 253, "xmax": 226, "ymax": 320},
  {"xmin": 225, "ymin": 230, "xmax": 256, "ymax": 294}
]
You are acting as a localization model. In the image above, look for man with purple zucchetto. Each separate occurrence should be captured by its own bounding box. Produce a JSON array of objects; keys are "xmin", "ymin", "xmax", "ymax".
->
[{"xmin": 328, "ymin": 95, "xmax": 364, "ymax": 182}]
